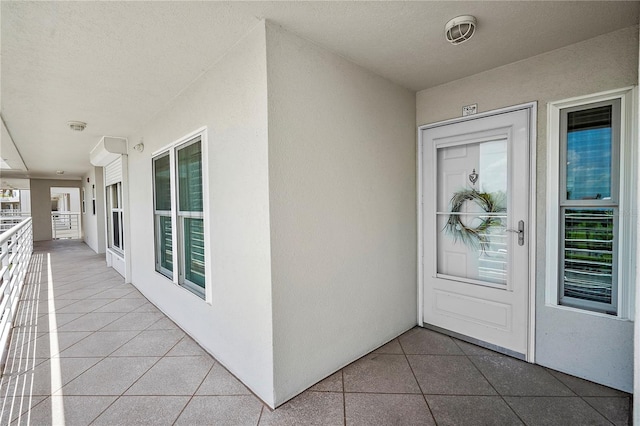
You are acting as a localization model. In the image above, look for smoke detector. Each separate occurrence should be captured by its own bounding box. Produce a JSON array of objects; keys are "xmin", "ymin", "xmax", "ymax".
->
[
  {"xmin": 445, "ymin": 15, "xmax": 477, "ymax": 45},
  {"xmin": 67, "ymin": 121, "xmax": 87, "ymax": 132}
]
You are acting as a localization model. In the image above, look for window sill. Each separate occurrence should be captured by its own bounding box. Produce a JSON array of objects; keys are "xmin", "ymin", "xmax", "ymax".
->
[{"xmin": 544, "ymin": 302, "xmax": 631, "ymax": 321}]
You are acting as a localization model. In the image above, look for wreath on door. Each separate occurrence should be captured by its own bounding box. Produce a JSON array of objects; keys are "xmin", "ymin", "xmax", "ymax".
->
[{"xmin": 444, "ymin": 189, "xmax": 505, "ymax": 251}]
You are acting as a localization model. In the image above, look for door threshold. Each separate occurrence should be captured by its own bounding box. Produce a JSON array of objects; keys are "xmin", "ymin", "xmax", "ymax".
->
[{"xmin": 421, "ymin": 323, "xmax": 526, "ymax": 361}]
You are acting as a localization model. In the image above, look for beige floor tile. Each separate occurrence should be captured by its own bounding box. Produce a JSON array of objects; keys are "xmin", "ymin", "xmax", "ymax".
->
[
  {"xmin": 59, "ymin": 331, "xmax": 139, "ymax": 357},
  {"xmin": 61, "ymin": 357, "xmax": 159, "ymax": 395},
  {"xmin": 372, "ymin": 338, "xmax": 403, "ymax": 354},
  {"xmin": 92, "ymin": 395, "xmax": 190, "ymax": 426},
  {"xmin": 470, "ymin": 356, "xmax": 574, "ymax": 396},
  {"xmin": 196, "ymin": 363, "xmax": 252, "ymax": 395},
  {"xmin": 100, "ymin": 312, "xmax": 164, "ymax": 331},
  {"xmin": 1, "ymin": 241, "xmax": 630, "ymax": 426},
  {"xmin": 260, "ymin": 391, "xmax": 343, "ymax": 426},
  {"xmin": 427, "ymin": 395, "xmax": 523, "ymax": 426},
  {"xmin": 21, "ymin": 395, "xmax": 117, "ymax": 426},
  {"xmin": 309, "ymin": 371, "xmax": 343, "ymax": 392},
  {"xmin": 583, "ymin": 396, "xmax": 631, "ymax": 426},
  {"xmin": 111, "ymin": 329, "xmax": 185, "ymax": 357},
  {"xmin": 165, "ymin": 336, "xmax": 209, "ymax": 356},
  {"xmin": 125, "ymin": 356, "xmax": 214, "ymax": 396},
  {"xmin": 504, "ymin": 396, "xmax": 610, "ymax": 426},
  {"xmin": 399, "ymin": 327, "xmax": 464, "ymax": 355},
  {"xmin": 0, "ymin": 395, "xmax": 46, "ymax": 424},
  {"xmin": 343, "ymin": 354, "xmax": 420, "ymax": 394},
  {"xmin": 346, "ymin": 393, "xmax": 435, "ymax": 426},
  {"xmin": 175, "ymin": 395, "xmax": 263, "ymax": 425},
  {"xmin": 408, "ymin": 355, "xmax": 497, "ymax": 395},
  {"xmin": 93, "ymin": 298, "xmax": 147, "ymax": 313}
]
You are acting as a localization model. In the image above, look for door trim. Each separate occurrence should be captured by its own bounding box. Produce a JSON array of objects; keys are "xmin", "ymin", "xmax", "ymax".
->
[{"xmin": 417, "ymin": 102, "xmax": 537, "ymax": 362}]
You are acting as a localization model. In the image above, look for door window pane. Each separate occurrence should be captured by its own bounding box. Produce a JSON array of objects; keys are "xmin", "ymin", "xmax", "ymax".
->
[
  {"xmin": 436, "ymin": 140, "xmax": 508, "ymax": 285},
  {"xmin": 178, "ymin": 141, "xmax": 203, "ymax": 212},
  {"xmin": 566, "ymin": 106, "xmax": 612, "ymax": 201},
  {"xmin": 437, "ymin": 214, "xmax": 508, "ymax": 284}
]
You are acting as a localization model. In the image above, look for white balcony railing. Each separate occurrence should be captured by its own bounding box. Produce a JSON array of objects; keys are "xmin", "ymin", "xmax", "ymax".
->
[
  {"xmin": 0, "ymin": 212, "xmax": 30, "ymax": 233},
  {"xmin": 0, "ymin": 217, "xmax": 33, "ymax": 366},
  {"xmin": 51, "ymin": 212, "xmax": 81, "ymax": 239}
]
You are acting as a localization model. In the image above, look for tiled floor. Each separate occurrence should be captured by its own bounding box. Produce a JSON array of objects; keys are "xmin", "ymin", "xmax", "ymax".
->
[{"xmin": 0, "ymin": 240, "xmax": 632, "ymax": 425}]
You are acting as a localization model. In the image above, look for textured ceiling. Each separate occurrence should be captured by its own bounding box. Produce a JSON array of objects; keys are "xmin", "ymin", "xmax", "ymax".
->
[{"xmin": 1, "ymin": 1, "xmax": 638, "ymax": 181}]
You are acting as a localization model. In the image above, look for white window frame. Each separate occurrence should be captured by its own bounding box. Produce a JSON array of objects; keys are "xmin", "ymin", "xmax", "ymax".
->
[
  {"xmin": 106, "ymin": 182, "xmax": 124, "ymax": 254},
  {"xmin": 153, "ymin": 152, "xmax": 173, "ymax": 279},
  {"xmin": 546, "ymin": 87, "xmax": 637, "ymax": 320},
  {"xmin": 152, "ymin": 127, "xmax": 210, "ymax": 302}
]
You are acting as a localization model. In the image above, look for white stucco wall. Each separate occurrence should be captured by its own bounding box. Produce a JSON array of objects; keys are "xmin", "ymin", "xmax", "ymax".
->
[
  {"xmin": 82, "ymin": 167, "xmax": 106, "ymax": 254},
  {"xmin": 125, "ymin": 22, "xmax": 275, "ymax": 406},
  {"xmin": 417, "ymin": 26, "xmax": 638, "ymax": 392},
  {"xmin": 265, "ymin": 24, "xmax": 417, "ymax": 405},
  {"xmin": 29, "ymin": 179, "xmax": 82, "ymax": 241}
]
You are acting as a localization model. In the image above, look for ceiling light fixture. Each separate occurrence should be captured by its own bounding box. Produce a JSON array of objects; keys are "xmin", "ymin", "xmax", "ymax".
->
[
  {"xmin": 67, "ymin": 121, "xmax": 87, "ymax": 132},
  {"xmin": 445, "ymin": 15, "xmax": 477, "ymax": 45}
]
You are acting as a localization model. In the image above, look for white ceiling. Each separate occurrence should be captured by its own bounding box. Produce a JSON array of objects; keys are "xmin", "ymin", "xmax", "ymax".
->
[{"xmin": 1, "ymin": 1, "xmax": 638, "ymax": 181}]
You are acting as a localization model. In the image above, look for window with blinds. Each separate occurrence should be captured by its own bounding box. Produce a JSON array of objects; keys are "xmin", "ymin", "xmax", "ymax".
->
[
  {"xmin": 559, "ymin": 100, "xmax": 620, "ymax": 315},
  {"xmin": 153, "ymin": 132, "xmax": 207, "ymax": 299}
]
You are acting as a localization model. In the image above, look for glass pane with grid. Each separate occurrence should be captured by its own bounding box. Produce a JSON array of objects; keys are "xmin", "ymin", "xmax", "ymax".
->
[
  {"xmin": 178, "ymin": 140, "xmax": 203, "ymax": 213},
  {"xmin": 183, "ymin": 217, "xmax": 205, "ymax": 289},
  {"xmin": 560, "ymin": 100, "xmax": 619, "ymax": 314},
  {"xmin": 156, "ymin": 214, "xmax": 173, "ymax": 275},
  {"xmin": 154, "ymin": 154, "xmax": 172, "ymax": 211},
  {"xmin": 562, "ymin": 208, "xmax": 615, "ymax": 305},
  {"xmin": 566, "ymin": 106, "xmax": 613, "ymax": 201}
]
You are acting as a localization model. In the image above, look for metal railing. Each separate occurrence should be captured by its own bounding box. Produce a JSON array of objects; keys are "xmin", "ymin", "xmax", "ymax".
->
[
  {"xmin": 0, "ymin": 212, "xmax": 30, "ymax": 233},
  {"xmin": 51, "ymin": 212, "xmax": 81, "ymax": 239},
  {"xmin": 0, "ymin": 217, "xmax": 33, "ymax": 366}
]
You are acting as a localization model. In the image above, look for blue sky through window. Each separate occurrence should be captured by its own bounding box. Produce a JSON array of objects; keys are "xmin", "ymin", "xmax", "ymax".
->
[{"xmin": 566, "ymin": 127, "xmax": 611, "ymax": 200}]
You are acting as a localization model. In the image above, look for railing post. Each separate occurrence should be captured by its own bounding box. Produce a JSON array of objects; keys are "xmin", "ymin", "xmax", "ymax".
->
[{"xmin": 1, "ymin": 238, "xmax": 8, "ymax": 292}]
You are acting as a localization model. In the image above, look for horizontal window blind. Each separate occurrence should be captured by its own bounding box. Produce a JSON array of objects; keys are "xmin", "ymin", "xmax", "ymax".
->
[{"xmin": 105, "ymin": 158, "xmax": 123, "ymax": 186}]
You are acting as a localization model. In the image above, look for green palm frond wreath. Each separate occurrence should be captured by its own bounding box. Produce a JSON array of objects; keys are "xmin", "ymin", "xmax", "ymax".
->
[{"xmin": 444, "ymin": 189, "xmax": 506, "ymax": 251}]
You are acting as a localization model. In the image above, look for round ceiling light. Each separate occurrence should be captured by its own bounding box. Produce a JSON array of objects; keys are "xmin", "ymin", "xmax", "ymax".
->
[
  {"xmin": 67, "ymin": 121, "xmax": 87, "ymax": 132},
  {"xmin": 445, "ymin": 15, "xmax": 477, "ymax": 45}
]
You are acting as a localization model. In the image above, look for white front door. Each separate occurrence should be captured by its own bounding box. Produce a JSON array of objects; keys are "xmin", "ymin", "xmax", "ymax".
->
[{"xmin": 420, "ymin": 107, "xmax": 533, "ymax": 358}]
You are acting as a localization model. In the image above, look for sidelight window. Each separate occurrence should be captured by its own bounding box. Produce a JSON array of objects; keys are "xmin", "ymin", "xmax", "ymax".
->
[{"xmin": 549, "ymin": 88, "xmax": 636, "ymax": 318}]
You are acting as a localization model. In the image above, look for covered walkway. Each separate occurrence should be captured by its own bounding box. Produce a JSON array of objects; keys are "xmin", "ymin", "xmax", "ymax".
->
[{"xmin": 0, "ymin": 240, "xmax": 631, "ymax": 425}]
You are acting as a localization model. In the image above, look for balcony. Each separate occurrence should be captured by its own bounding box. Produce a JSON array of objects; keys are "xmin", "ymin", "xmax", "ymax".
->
[{"xmin": 0, "ymin": 240, "xmax": 631, "ymax": 425}]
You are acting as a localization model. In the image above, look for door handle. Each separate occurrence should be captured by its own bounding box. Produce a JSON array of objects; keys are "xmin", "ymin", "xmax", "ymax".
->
[{"xmin": 506, "ymin": 220, "xmax": 525, "ymax": 246}]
